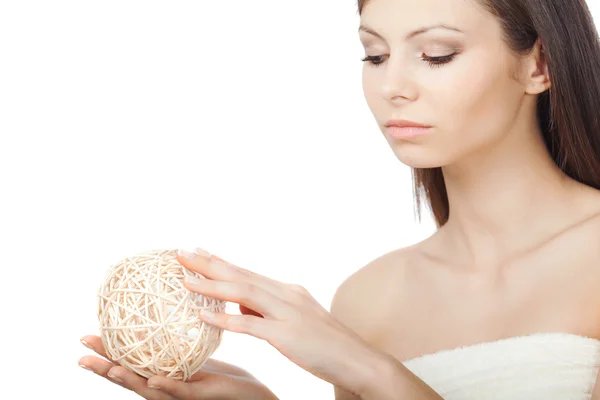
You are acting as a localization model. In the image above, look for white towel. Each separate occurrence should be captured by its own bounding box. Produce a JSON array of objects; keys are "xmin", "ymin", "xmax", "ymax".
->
[{"xmin": 401, "ymin": 332, "xmax": 600, "ymax": 400}]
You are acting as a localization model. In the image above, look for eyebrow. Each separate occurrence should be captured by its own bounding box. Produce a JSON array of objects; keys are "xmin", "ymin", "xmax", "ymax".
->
[{"xmin": 358, "ymin": 24, "xmax": 464, "ymax": 40}]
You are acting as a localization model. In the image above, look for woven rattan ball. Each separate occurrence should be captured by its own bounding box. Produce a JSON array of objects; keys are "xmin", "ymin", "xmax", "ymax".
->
[{"xmin": 97, "ymin": 248, "xmax": 226, "ymax": 381}]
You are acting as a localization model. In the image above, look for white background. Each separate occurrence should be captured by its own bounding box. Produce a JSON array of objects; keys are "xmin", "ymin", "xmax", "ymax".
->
[{"xmin": 1, "ymin": 1, "xmax": 598, "ymax": 399}]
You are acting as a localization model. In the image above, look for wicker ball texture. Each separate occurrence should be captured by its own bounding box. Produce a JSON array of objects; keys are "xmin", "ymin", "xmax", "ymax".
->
[{"xmin": 97, "ymin": 248, "xmax": 226, "ymax": 381}]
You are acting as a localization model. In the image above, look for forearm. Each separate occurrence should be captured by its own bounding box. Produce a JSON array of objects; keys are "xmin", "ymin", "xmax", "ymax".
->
[{"xmin": 357, "ymin": 354, "xmax": 444, "ymax": 400}]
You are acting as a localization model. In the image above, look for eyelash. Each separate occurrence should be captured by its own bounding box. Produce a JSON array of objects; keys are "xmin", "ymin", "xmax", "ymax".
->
[{"xmin": 361, "ymin": 53, "xmax": 457, "ymax": 68}]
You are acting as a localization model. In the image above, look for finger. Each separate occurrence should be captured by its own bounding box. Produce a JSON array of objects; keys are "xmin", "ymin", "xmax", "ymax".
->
[
  {"xmin": 177, "ymin": 248, "xmax": 261, "ymax": 282},
  {"xmin": 146, "ymin": 375, "xmax": 194, "ymax": 398},
  {"xmin": 200, "ymin": 358, "xmax": 256, "ymax": 378},
  {"xmin": 78, "ymin": 356, "xmax": 129, "ymax": 390},
  {"xmin": 80, "ymin": 335, "xmax": 111, "ymax": 360},
  {"xmin": 211, "ymin": 254, "xmax": 229, "ymax": 264},
  {"xmin": 78, "ymin": 355, "xmax": 175, "ymax": 400},
  {"xmin": 79, "ymin": 355, "xmax": 117, "ymax": 376},
  {"xmin": 105, "ymin": 366, "xmax": 176, "ymax": 400},
  {"xmin": 178, "ymin": 249, "xmax": 295, "ymax": 302},
  {"xmin": 199, "ymin": 309, "xmax": 277, "ymax": 341},
  {"xmin": 184, "ymin": 278, "xmax": 291, "ymax": 319},
  {"xmin": 148, "ymin": 373, "xmax": 241, "ymax": 399},
  {"xmin": 203, "ymin": 254, "xmax": 299, "ymax": 299}
]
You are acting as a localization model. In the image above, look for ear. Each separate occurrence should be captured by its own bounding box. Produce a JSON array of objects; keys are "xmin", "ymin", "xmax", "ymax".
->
[{"xmin": 524, "ymin": 37, "xmax": 551, "ymax": 95}]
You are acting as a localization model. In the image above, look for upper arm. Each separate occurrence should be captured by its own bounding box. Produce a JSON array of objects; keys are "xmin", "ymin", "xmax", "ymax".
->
[
  {"xmin": 332, "ymin": 385, "xmax": 361, "ymax": 400},
  {"xmin": 592, "ymin": 376, "xmax": 600, "ymax": 400},
  {"xmin": 330, "ymin": 272, "xmax": 367, "ymax": 400},
  {"xmin": 329, "ymin": 252, "xmax": 398, "ymax": 400}
]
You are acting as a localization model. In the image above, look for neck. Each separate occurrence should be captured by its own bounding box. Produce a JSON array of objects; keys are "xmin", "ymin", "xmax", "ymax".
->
[{"xmin": 437, "ymin": 115, "xmax": 585, "ymax": 269}]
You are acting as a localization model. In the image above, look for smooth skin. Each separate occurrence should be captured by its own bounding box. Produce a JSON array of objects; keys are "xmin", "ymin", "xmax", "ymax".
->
[
  {"xmin": 349, "ymin": 0, "xmax": 600, "ymax": 396},
  {"xmin": 79, "ymin": 333, "xmax": 278, "ymax": 400},
  {"xmin": 79, "ymin": 251, "xmax": 441, "ymax": 399},
  {"xmin": 80, "ymin": 0, "xmax": 600, "ymax": 398},
  {"xmin": 78, "ymin": 255, "xmax": 280, "ymax": 400}
]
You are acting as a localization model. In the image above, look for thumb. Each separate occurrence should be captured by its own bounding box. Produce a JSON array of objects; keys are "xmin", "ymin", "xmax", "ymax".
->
[{"xmin": 146, "ymin": 376, "xmax": 195, "ymax": 398}]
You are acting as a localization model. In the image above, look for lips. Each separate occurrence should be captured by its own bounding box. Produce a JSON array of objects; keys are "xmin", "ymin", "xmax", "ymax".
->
[
  {"xmin": 385, "ymin": 119, "xmax": 433, "ymax": 140},
  {"xmin": 385, "ymin": 119, "xmax": 432, "ymax": 128}
]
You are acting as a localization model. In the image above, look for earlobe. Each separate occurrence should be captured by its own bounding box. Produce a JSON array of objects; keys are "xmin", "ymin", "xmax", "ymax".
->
[
  {"xmin": 525, "ymin": 39, "xmax": 551, "ymax": 94},
  {"xmin": 526, "ymin": 74, "xmax": 551, "ymax": 95}
]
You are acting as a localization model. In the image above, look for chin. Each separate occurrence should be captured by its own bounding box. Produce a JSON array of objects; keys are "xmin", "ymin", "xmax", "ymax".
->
[{"xmin": 393, "ymin": 149, "xmax": 449, "ymax": 169}]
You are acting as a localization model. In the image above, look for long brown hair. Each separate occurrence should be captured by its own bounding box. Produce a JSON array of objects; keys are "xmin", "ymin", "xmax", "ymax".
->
[{"xmin": 357, "ymin": 0, "xmax": 600, "ymax": 228}]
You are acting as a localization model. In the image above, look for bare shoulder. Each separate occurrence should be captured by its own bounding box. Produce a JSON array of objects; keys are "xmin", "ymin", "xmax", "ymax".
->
[
  {"xmin": 563, "ymin": 186, "xmax": 600, "ymax": 257},
  {"xmin": 329, "ymin": 245, "xmax": 418, "ymax": 400},
  {"xmin": 573, "ymin": 184, "xmax": 600, "ymax": 232},
  {"xmin": 330, "ymin": 245, "xmax": 418, "ymax": 340}
]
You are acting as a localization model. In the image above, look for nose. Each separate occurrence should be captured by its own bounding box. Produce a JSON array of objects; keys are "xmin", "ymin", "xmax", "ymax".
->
[{"xmin": 380, "ymin": 57, "xmax": 418, "ymax": 103}]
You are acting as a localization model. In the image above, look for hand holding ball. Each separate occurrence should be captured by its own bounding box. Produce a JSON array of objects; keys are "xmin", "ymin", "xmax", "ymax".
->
[{"xmin": 97, "ymin": 249, "xmax": 226, "ymax": 381}]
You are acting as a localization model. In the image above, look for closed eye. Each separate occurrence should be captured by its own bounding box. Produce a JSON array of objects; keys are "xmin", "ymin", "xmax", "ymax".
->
[{"xmin": 361, "ymin": 53, "xmax": 457, "ymax": 68}]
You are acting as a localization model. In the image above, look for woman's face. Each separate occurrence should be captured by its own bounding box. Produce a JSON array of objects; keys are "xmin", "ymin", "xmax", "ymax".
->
[{"xmin": 360, "ymin": 0, "xmax": 529, "ymax": 168}]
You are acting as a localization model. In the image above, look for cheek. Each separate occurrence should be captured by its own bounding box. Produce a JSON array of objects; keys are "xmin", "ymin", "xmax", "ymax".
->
[
  {"xmin": 427, "ymin": 52, "xmax": 522, "ymax": 150},
  {"xmin": 360, "ymin": 52, "xmax": 523, "ymax": 169},
  {"xmin": 362, "ymin": 69, "xmax": 380, "ymax": 115}
]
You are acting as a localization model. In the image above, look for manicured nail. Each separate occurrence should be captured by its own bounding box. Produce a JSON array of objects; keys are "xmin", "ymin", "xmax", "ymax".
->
[
  {"xmin": 194, "ymin": 248, "xmax": 211, "ymax": 258},
  {"xmin": 80, "ymin": 338, "xmax": 92, "ymax": 349},
  {"xmin": 200, "ymin": 309, "xmax": 215, "ymax": 318},
  {"xmin": 178, "ymin": 248, "xmax": 197, "ymax": 259},
  {"xmin": 184, "ymin": 275, "xmax": 204, "ymax": 285},
  {"xmin": 79, "ymin": 363, "xmax": 94, "ymax": 372},
  {"xmin": 108, "ymin": 372, "xmax": 123, "ymax": 383}
]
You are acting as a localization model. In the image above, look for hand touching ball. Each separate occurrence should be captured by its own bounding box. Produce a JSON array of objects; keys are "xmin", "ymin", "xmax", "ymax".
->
[{"xmin": 97, "ymin": 248, "xmax": 226, "ymax": 381}]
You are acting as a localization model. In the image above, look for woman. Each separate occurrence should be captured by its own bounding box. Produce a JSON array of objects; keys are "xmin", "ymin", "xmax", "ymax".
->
[{"xmin": 78, "ymin": 0, "xmax": 600, "ymax": 398}]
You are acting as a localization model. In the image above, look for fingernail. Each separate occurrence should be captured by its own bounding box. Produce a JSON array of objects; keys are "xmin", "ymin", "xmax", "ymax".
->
[
  {"xmin": 178, "ymin": 248, "xmax": 197, "ymax": 259},
  {"xmin": 79, "ymin": 363, "xmax": 94, "ymax": 372},
  {"xmin": 201, "ymin": 309, "xmax": 215, "ymax": 318},
  {"xmin": 184, "ymin": 275, "xmax": 205, "ymax": 285},
  {"xmin": 148, "ymin": 384, "xmax": 161, "ymax": 390},
  {"xmin": 108, "ymin": 372, "xmax": 123, "ymax": 383},
  {"xmin": 80, "ymin": 338, "xmax": 92, "ymax": 349},
  {"xmin": 194, "ymin": 248, "xmax": 211, "ymax": 258}
]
